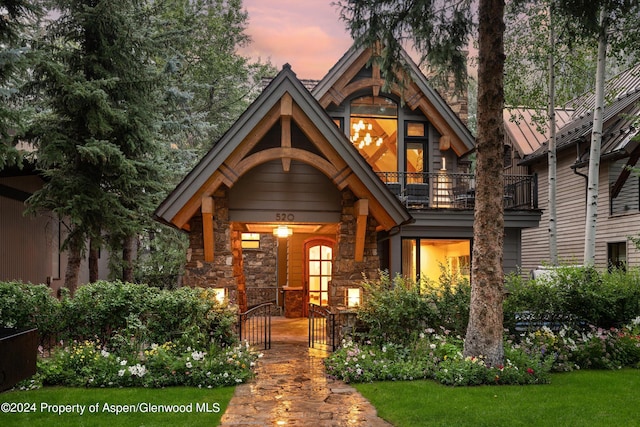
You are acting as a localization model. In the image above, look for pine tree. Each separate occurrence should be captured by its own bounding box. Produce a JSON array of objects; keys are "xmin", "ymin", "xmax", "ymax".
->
[
  {"xmin": 0, "ymin": 0, "xmax": 42, "ymax": 168},
  {"xmin": 28, "ymin": 0, "xmax": 166, "ymax": 292}
]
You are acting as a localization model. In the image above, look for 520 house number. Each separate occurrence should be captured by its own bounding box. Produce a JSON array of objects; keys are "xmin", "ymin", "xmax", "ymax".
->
[{"xmin": 275, "ymin": 213, "xmax": 295, "ymax": 221}]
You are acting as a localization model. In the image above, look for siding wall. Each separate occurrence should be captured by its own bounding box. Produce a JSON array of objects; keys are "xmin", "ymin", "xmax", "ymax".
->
[{"xmin": 521, "ymin": 150, "xmax": 640, "ymax": 272}]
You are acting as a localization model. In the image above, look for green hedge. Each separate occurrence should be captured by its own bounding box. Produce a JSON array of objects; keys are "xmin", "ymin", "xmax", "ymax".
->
[
  {"xmin": 0, "ymin": 281, "xmax": 238, "ymax": 350},
  {"xmin": 504, "ymin": 266, "xmax": 640, "ymax": 331}
]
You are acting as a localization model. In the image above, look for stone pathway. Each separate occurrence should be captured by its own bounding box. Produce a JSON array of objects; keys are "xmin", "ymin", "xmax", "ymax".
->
[{"xmin": 219, "ymin": 318, "xmax": 392, "ymax": 427}]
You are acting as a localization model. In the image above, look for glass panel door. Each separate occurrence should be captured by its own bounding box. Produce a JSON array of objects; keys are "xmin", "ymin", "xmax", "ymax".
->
[{"xmin": 307, "ymin": 243, "xmax": 332, "ymax": 306}]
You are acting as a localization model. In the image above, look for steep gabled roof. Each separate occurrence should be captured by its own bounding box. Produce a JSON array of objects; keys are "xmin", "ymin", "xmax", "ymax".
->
[
  {"xmin": 155, "ymin": 64, "xmax": 411, "ymax": 230},
  {"xmin": 504, "ymin": 107, "xmax": 573, "ymax": 157},
  {"xmin": 312, "ymin": 43, "xmax": 475, "ymax": 156},
  {"xmin": 519, "ymin": 64, "xmax": 640, "ymax": 166}
]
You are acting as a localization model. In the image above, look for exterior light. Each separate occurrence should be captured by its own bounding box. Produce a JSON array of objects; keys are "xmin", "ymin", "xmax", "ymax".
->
[
  {"xmin": 212, "ymin": 288, "xmax": 227, "ymax": 303},
  {"xmin": 273, "ymin": 225, "xmax": 293, "ymax": 238},
  {"xmin": 347, "ymin": 288, "xmax": 361, "ymax": 308}
]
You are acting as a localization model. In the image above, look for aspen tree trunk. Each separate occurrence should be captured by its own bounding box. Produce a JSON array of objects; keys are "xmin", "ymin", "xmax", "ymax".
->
[
  {"xmin": 583, "ymin": 8, "xmax": 607, "ymax": 265},
  {"xmin": 463, "ymin": 0, "xmax": 506, "ymax": 367},
  {"xmin": 548, "ymin": 5, "xmax": 558, "ymax": 265}
]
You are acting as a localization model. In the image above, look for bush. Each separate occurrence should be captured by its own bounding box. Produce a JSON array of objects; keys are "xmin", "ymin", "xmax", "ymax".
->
[
  {"xmin": 356, "ymin": 272, "xmax": 436, "ymax": 345},
  {"xmin": 0, "ymin": 281, "xmax": 239, "ymax": 354},
  {"xmin": 0, "ymin": 282, "xmax": 60, "ymax": 345},
  {"xmin": 30, "ymin": 339, "xmax": 258, "ymax": 389},
  {"xmin": 504, "ymin": 266, "xmax": 640, "ymax": 332}
]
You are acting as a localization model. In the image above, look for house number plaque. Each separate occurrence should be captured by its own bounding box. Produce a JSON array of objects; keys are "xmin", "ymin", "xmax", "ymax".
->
[{"xmin": 275, "ymin": 213, "xmax": 295, "ymax": 221}]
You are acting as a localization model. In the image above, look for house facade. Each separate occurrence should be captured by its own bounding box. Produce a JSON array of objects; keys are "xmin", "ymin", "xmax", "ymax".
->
[
  {"xmin": 506, "ymin": 64, "xmax": 640, "ymax": 272},
  {"xmin": 155, "ymin": 44, "xmax": 541, "ymax": 315},
  {"xmin": 0, "ymin": 163, "xmax": 110, "ymax": 292}
]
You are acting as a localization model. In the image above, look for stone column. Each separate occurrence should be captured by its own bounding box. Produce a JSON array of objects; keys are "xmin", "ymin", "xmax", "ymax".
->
[{"xmin": 330, "ymin": 189, "xmax": 380, "ymax": 308}]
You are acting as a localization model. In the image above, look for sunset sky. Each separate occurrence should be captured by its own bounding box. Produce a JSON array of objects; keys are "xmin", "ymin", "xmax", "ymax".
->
[{"xmin": 240, "ymin": 0, "xmax": 353, "ymax": 80}]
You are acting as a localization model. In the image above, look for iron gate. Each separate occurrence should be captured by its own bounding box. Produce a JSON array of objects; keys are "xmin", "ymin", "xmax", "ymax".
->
[
  {"xmin": 308, "ymin": 303, "xmax": 336, "ymax": 351},
  {"xmin": 237, "ymin": 302, "xmax": 272, "ymax": 350}
]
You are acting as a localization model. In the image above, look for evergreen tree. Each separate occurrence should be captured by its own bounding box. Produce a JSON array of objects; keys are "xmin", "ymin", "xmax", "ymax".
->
[
  {"xmin": 28, "ymin": 0, "xmax": 166, "ymax": 292},
  {"xmin": 0, "ymin": 0, "xmax": 42, "ymax": 168}
]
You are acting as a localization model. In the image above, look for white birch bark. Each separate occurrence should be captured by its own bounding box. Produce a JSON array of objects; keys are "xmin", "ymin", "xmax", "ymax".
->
[{"xmin": 583, "ymin": 8, "xmax": 607, "ymax": 265}]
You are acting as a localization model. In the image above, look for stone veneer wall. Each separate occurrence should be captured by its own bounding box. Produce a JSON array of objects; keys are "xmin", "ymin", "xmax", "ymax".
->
[
  {"xmin": 182, "ymin": 187, "xmax": 241, "ymax": 305},
  {"xmin": 330, "ymin": 189, "xmax": 380, "ymax": 308},
  {"xmin": 242, "ymin": 234, "xmax": 277, "ymax": 307}
]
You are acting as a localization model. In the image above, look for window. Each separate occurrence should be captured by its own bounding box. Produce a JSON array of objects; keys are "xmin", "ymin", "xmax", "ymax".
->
[
  {"xmin": 402, "ymin": 238, "xmax": 471, "ymax": 284},
  {"xmin": 503, "ymin": 144, "xmax": 512, "ymax": 168},
  {"xmin": 608, "ymin": 242, "xmax": 626, "ymax": 272},
  {"xmin": 241, "ymin": 233, "xmax": 260, "ymax": 249},
  {"xmin": 350, "ymin": 96, "xmax": 398, "ymax": 172},
  {"xmin": 609, "ymin": 158, "xmax": 640, "ymax": 215}
]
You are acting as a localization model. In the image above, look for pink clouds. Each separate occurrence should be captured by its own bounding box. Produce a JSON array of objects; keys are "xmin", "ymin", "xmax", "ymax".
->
[{"xmin": 240, "ymin": 0, "xmax": 353, "ymax": 79}]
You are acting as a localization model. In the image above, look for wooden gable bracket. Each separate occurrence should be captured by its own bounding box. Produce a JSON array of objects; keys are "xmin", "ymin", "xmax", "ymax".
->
[
  {"xmin": 611, "ymin": 144, "xmax": 640, "ymax": 199},
  {"xmin": 201, "ymin": 196, "xmax": 214, "ymax": 262},
  {"xmin": 280, "ymin": 93, "xmax": 293, "ymax": 172},
  {"xmin": 354, "ymin": 199, "xmax": 369, "ymax": 262}
]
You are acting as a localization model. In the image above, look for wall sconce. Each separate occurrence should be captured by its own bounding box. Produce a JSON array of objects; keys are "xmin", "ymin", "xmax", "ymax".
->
[
  {"xmin": 273, "ymin": 225, "xmax": 293, "ymax": 238},
  {"xmin": 212, "ymin": 288, "xmax": 227, "ymax": 304},
  {"xmin": 347, "ymin": 288, "xmax": 361, "ymax": 308}
]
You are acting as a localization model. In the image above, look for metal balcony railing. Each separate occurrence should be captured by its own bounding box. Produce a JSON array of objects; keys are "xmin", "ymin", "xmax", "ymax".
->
[{"xmin": 376, "ymin": 172, "xmax": 538, "ymax": 210}]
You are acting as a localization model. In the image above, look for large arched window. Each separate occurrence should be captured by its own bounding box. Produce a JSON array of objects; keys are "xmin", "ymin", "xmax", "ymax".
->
[{"xmin": 350, "ymin": 96, "xmax": 398, "ymax": 172}]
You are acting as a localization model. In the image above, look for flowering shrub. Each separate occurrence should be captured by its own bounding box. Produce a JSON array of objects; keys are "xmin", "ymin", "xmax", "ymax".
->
[
  {"xmin": 326, "ymin": 328, "xmax": 552, "ymax": 386},
  {"xmin": 25, "ymin": 339, "xmax": 259, "ymax": 389},
  {"xmin": 512, "ymin": 317, "xmax": 640, "ymax": 371}
]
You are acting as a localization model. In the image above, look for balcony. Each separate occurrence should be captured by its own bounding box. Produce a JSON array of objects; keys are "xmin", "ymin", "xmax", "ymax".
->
[{"xmin": 376, "ymin": 172, "xmax": 538, "ymax": 210}]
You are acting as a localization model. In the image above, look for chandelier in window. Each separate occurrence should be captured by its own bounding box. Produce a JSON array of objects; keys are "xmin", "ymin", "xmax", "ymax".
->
[{"xmin": 351, "ymin": 119, "xmax": 384, "ymax": 149}]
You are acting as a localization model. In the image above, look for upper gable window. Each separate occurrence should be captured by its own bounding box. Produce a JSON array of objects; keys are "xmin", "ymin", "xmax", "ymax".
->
[{"xmin": 350, "ymin": 96, "xmax": 398, "ymax": 172}]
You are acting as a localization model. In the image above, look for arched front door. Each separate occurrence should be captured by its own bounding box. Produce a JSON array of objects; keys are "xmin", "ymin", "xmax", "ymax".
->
[{"xmin": 304, "ymin": 238, "xmax": 334, "ymax": 315}]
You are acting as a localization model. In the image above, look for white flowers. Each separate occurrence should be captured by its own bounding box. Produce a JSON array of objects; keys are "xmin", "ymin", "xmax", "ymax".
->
[
  {"xmin": 186, "ymin": 361, "xmax": 193, "ymax": 369},
  {"xmin": 120, "ymin": 359, "xmax": 127, "ymax": 366},
  {"xmin": 101, "ymin": 349, "xmax": 110, "ymax": 358},
  {"xmin": 191, "ymin": 350, "xmax": 205, "ymax": 361},
  {"xmin": 118, "ymin": 369, "xmax": 126, "ymax": 377},
  {"xmin": 128, "ymin": 364, "xmax": 147, "ymax": 377}
]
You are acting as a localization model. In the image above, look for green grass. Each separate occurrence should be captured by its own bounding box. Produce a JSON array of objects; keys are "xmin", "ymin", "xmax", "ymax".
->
[
  {"xmin": 355, "ymin": 369, "xmax": 640, "ymax": 427},
  {"xmin": 0, "ymin": 386, "xmax": 235, "ymax": 426}
]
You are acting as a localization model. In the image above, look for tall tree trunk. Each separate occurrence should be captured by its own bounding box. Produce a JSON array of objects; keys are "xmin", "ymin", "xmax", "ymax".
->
[
  {"xmin": 64, "ymin": 237, "xmax": 82, "ymax": 295},
  {"xmin": 89, "ymin": 238, "xmax": 99, "ymax": 283},
  {"xmin": 548, "ymin": 5, "xmax": 558, "ymax": 265},
  {"xmin": 122, "ymin": 235, "xmax": 136, "ymax": 283},
  {"xmin": 463, "ymin": 0, "xmax": 506, "ymax": 367},
  {"xmin": 583, "ymin": 8, "xmax": 607, "ymax": 265}
]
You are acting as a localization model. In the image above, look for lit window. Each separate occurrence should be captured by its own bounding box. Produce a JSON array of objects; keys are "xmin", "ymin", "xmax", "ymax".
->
[{"xmin": 241, "ymin": 233, "xmax": 260, "ymax": 249}]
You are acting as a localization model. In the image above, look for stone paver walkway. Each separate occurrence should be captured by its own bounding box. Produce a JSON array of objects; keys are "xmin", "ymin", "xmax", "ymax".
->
[{"xmin": 219, "ymin": 318, "xmax": 392, "ymax": 427}]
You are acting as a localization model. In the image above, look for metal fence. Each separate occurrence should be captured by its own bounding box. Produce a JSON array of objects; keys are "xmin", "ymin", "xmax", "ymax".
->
[
  {"xmin": 376, "ymin": 172, "xmax": 537, "ymax": 210},
  {"xmin": 237, "ymin": 302, "xmax": 272, "ymax": 350},
  {"xmin": 308, "ymin": 304, "xmax": 336, "ymax": 351}
]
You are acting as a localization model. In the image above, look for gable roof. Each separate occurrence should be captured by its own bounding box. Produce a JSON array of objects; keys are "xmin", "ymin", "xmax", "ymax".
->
[
  {"xmin": 504, "ymin": 107, "xmax": 574, "ymax": 157},
  {"xmin": 312, "ymin": 43, "xmax": 475, "ymax": 156},
  {"xmin": 154, "ymin": 64, "xmax": 412, "ymax": 230},
  {"xmin": 517, "ymin": 64, "xmax": 640, "ymax": 166}
]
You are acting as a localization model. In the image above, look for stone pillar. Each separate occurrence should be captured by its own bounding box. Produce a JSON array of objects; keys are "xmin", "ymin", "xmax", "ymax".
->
[
  {"xmin": 330, "ymin": 189, "xmax": 380, "ymax": 308},
  {"xmin": 182, "ymin": 186, "xmax": 239, "ymax": 305}
]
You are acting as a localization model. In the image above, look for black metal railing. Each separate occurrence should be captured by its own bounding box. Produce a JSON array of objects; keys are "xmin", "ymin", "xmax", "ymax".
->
[
  {"xmin": 376, "ymin": 171, "xmax": 537, "ymax": 210},
  {"xmin": 308, "ymin": 304, "xmax": 336, "ymax": 351},
  {"xmin": 237, "ymin": 302, "xmax": 272, "ymax": 350}
]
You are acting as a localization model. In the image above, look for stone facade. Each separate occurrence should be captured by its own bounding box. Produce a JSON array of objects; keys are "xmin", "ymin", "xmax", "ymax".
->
[
  {"xmin": 182, "ymin": 186, "xmax": 380, "ymax": 314},
  {"xmin": 330, "ymin": 189, "xmax": 380, "ymax": 308},
  {"xmin": 182, "ymin": 186, "xmax": 241, "ymax": 305}
]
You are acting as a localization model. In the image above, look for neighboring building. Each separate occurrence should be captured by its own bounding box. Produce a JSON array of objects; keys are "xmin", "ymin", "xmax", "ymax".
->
[
  {"xmin": 0, "ymin": 162, "xmax": 110, "ymax": 293},
  {"xmin": 506, "ymin": 64, "xmax": 640, "ymax": 272},
  {"xmin": 155, "ymin": 43, "xmax": 541, "ymax": 315}
]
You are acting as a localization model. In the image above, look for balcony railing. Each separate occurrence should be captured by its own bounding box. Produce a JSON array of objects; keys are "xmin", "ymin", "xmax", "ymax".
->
[{"xmin": 376, "ymin": 172, "xmax": 538, "ymax": 210}]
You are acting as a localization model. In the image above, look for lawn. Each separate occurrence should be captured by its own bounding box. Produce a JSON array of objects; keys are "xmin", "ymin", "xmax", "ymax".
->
[
  {"xmin": 355, "ymin": 369, "xmax": 640, "ymax": 427},
  {"xmin": 0, "ymin": 386, "xmax": 235, "ymax": 427}
]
